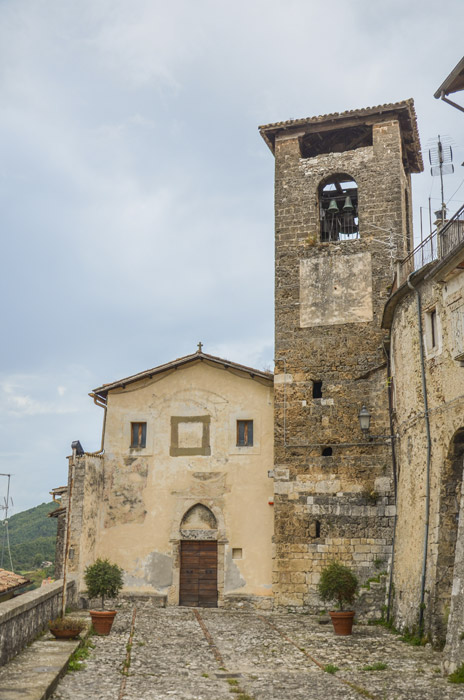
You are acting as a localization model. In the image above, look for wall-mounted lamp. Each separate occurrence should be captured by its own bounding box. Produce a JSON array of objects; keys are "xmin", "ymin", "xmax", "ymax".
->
[
  {"xmin": 358, "ymin": 404, "xmax": 395, "ymax": 442},
  {"xmin": 358, "ymin": 405, "xmax": 371, "ymax": 433}
]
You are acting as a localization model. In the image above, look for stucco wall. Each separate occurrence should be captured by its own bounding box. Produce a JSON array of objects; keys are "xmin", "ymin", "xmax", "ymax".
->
[{"xmin": 68, "ymin": 360, "xmax": 274, "ymax": 606}]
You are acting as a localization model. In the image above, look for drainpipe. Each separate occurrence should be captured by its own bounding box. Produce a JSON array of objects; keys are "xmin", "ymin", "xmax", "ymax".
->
[
  {"xmin": 383, "ymin": 342, "xmax": 398, "ymax": 623},
  {"xmin": 61, "ymin": 451, "xmax": 75, "ymax": 618},
  {"xmin": 86, "ymin": 393, "xmax": 107, "ymax": 455},
  {"xmin": 407, "ymin": 273, "xmax": 432, "ymax": 636}
]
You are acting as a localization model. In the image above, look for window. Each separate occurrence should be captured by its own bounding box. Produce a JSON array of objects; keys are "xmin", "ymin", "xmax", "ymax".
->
[
  {"xmin": 319, "ymin": 174, "xmax": 359, "ymax": 242},
  {"xmin": 312, "ymin": 380, "xmax": 323, "ymax": 399},
  {"xmin": 430, "ymin": 309, "xmax": 437, "ymax": 349},
  {"xmin": 236, "ymin": 420, "xmax": 253, "ymax": 446},
  {"xmin": 130, "ymin": 422, "xmax": 146, "ymax": 448},
  {"xmin": 425, "ymin": 307, "xmax": 440, "ymax": 355},
  {"xmin": 322, "ymin": 447, "xmax": 332, "ymax": 456}
]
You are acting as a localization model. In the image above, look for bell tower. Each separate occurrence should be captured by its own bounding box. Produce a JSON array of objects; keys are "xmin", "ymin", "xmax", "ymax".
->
[{"xmin": 260, "ymin": 101, "xmax": 423, "ymax": 608}]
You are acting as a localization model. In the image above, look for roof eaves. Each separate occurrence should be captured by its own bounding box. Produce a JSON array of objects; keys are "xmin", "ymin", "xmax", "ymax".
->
[
  {"xmin": 93, "ymin": 352, "xmax": 273, "ymax": 396},
  {"xmin": 434, "ymin": 57, "xmax": 464, "ymax": 98},
  {"xmin": 259, "ymin": 99, "xmax": 423, "ymax": 172}
]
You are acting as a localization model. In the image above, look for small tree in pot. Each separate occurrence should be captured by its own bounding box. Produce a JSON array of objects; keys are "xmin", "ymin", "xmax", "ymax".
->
[
  {"xmin": 318, "ymin": 561, "xmax": 358, "ymax": 635},
  {"xmin": 84, "ymin": 558, "xmax": 124, "ymax": 635}
]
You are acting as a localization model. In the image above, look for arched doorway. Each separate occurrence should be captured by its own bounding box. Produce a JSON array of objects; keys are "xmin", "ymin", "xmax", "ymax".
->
[{"xmin": 179, "ymin": 504, "xmax": 218, "ymax": 608}]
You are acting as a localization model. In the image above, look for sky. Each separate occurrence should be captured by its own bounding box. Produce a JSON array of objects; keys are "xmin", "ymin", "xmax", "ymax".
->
[{"xmin": 1, "ymin": 0, "xmax": 464, "ymax": 514}]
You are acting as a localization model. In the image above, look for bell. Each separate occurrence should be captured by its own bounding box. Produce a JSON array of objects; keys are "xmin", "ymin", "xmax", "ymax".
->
[
  {"xmin": 327, "ymin": 199, "xmax": 339, "ymax": 215},
  {"xmin": 343, "ymin": 196, "xmax": 354, "ymax": 212}
]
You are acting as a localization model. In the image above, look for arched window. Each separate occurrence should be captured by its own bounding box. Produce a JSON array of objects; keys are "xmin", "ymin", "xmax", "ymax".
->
[{"xmin": 319, "ymin": 174, "xmax": 359, "ymax": 242}]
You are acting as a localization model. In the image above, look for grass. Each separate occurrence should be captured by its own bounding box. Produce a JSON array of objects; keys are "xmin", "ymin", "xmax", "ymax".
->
[
  {"xmin": 449, "ymin": 663, "xmax": 464, "ymax": 684},
  {"xmin": 67, "ymin": 639, "xmax": 95, "ymax": 672},
  {"xmin": 323, "ymin": 664, "xmax": 339, "ymax": 674},
  {"xmin": 362, "ymin": 662, "xmax": 388, "ymax": 671},
  {"xmin": 202, "ymin": 673, "xmax": 209, "ymax": 678},
  {"xmin": 227, "ymin": 679, "xmax": 239, "ymax": 686}
]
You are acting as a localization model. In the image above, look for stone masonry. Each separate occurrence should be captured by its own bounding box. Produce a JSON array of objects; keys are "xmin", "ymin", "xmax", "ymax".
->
[{"xmin": 259, "ymin": 101, "xmax": 423, "ymax": 609}]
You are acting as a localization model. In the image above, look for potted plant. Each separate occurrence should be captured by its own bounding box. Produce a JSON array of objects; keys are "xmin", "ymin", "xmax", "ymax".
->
[
  {"xmin": 317, "ymin": 561, "xmax": 358, "ymax": 635},
  {"xmin": 84, "ymin": 558, "xmax": 124, "ymax": 635},
  {"xmin": 49, "ymin": 616, "xmax": 87, "ymax": 640}
]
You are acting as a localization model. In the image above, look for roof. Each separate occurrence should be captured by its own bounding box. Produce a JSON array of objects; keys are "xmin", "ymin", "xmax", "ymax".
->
[
  {"xmin": 92, "ymin": 350, "xmax": 273, "ymax": 399},
  {"xmin": 48, "ymin": 506, "xmax": 66, "ymax": 518},
  {"xmin": 434, "ymin": 57, "xmax": 464, "ymax": 98},
  {"xmin": 259, "ymin": 99, "xmax": 423, "ymax": 173},
  {"xmin": 0, "ymin": 568, "xmax": 30, "ymax": 595}
]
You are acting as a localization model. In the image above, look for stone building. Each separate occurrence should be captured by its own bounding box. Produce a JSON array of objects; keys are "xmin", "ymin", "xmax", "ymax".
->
[
  {"xmin": 259, "ymin": 101, "xmax": 423, "ymax": 608},
  {"xmin": 383, "ymin": 208, "xmax": 464, "ymax": 656},
  {"xmin": 56, "ymin": 349, "xmax": 274, "ymax": 608}
]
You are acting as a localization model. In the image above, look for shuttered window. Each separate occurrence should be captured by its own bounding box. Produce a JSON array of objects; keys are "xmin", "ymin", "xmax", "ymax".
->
[
  {"xmin": 236, "ymin": 420, "xmax": 253, "ymax": 446},
  {"xmin": 130, "ymin": 422, "xmax": 147, "ymax": 448}
]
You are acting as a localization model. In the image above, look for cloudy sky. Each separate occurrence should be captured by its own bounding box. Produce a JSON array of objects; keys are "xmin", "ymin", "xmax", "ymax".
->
[{"xmin": 1, "ymin": 0, "xmax": 464, "ymax": 514}]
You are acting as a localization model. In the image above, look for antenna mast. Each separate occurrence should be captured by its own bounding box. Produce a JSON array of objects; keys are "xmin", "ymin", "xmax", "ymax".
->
[
  {"xmin": 0, "ymin": 473, "xmax": 14, "ymax": 571},
  {"xmin": 429, "ymin": 135, "xmax": 454, "ymax": 225}
]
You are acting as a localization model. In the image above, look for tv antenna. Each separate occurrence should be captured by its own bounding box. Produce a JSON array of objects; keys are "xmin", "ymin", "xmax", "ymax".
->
[
  {"xmin": 428, "ymin": 135, "xmax": 454, "ymax": 224},
  {"xmin": 0, "ymin": 473, "xmax": 14, "ymax": 571}
]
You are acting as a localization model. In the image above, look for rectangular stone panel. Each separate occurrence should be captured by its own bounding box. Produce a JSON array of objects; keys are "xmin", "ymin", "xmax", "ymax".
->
[{"xmin": 299, "ymin": 252, "xmax": 373, "ymax": 327}]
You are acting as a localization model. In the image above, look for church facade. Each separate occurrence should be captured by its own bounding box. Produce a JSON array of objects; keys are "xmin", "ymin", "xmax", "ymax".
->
[{"xmin": 58, "ymin": 350, "xmax": 274, "ymax": 609}]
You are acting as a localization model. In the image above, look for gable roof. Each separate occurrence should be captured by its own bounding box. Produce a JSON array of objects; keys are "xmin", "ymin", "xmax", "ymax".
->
[
  {"xmin": 92, "ymin": 350, "xmax": 273, "ymax": 400},
  {"xmin": 0, "ymin": 569, "xmax": 30, "ymax": 595},
  {"xmin": 259, "ymin": 99, "xmax": 423, "ymax": 173}
]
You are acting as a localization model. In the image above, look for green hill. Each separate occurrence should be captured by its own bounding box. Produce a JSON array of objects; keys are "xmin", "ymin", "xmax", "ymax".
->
[{"xmin": 0, "ymin": 501, "xmax": 59, "ymax": 572}]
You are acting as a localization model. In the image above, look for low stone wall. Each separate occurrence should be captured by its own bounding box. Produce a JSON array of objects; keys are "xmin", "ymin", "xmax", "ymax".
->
[{"xmin": 0, "ymin": 578, "xmax": 77, "ymax": 666}]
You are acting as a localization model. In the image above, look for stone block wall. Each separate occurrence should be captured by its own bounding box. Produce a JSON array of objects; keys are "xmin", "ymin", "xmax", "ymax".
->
[
  {"xmin": 0, "ymin": 579, "xmax": 77, "ymax": 666},
  {"xmin": 266, "ymin": 110, "xmax": 418, "ymax": 611}
]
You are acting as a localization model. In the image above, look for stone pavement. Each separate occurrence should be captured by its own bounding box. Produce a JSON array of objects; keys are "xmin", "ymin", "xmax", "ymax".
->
[{"xmin": 50, "ymin": 601, "xmax": 464, "ymax": 700}]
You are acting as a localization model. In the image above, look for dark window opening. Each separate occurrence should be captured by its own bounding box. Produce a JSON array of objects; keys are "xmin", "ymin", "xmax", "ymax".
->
[
  {"xmin": 301, "ymin": 124, "xmax": 372, "ymax": 159},
  {"xmin": 315, "ymin": 520, "xmax": 321, "ymax": 538},
  {"xmin": 131, "ymin": 422, "xmax": 147, "ymax": 448},
  {"xmin": 431, "ymin": 309, "xmax": 437, "ymax": 349},
  {"xmin": 322, "ymin": 447, "xmax": 333, "ymax": 456},
  {"xmin": 237, "ymin": 420, "xmax": 253, "ymax": 446},
  {"xmin": 319, "ymin": 174, "xmax": 359, "ymax": 242},
  {"xmin": 312, "ymin": 381, "xmax": 323, "ymax": 399}
]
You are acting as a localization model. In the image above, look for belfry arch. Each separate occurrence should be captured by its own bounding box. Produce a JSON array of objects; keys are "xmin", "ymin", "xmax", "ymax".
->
[{"xmin": 319, "ymin": 173, "xmax": 359, "ymax": 242}]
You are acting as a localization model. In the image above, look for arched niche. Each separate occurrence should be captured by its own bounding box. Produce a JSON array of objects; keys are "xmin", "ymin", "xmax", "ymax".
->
[
  {"xmin": 319, "ymin": 173, "xmax": 359, "ymax": 242},
  {"xmin": 181, "ymin": 503, "xmax": 218, "ymax": 532}
]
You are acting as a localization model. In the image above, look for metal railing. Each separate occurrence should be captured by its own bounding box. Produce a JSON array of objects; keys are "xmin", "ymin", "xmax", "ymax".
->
[{"xmin": 397, "ymin": 203, "xmax": 464, "ymax": 287}]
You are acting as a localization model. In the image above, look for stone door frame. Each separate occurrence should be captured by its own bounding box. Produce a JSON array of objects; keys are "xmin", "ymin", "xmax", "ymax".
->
[{"xmin": 168, "ymin": 499, "xmax": 227, "ymax": 606}]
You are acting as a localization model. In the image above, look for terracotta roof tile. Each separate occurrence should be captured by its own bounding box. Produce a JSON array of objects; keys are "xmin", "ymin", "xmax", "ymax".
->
[{"xmin": 0, "ymin": 568, "xmax": 30, "ymax": 594}]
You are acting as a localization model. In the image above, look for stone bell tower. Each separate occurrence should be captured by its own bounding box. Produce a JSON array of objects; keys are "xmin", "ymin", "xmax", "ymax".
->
[{"xmin": 259, "ymin": 101, "xmax": 423, "ymax": 608}]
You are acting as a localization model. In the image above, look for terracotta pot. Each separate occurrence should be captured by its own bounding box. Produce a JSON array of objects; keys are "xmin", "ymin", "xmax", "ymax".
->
[
  {"xmin": 89, "ymin": 610, "xmax": 117, "ymax": 635},
  {"xmin": 329, "ymin": 610, "xmax": 355, "ymax": 635},
  {"xmin": 49, "ymin": 627, "xmax": 82, "ymax": 640}
]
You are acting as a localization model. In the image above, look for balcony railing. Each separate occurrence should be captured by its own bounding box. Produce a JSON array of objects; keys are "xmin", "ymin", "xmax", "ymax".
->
[{"xmin": 397, "ymin": 203, "xmax": 464, "ymax": 287}]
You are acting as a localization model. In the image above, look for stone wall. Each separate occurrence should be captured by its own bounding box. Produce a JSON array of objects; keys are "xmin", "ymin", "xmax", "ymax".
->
[
  {"xmin": 267, "ymin": 111, "xmax": 417, "ymax": 610},
  {"xmin": 0, "ymin": 579, "xmax": 77, "ymax": 666},
  {"xmin": 385, "ymin": 252, "xmax": 464, "ymax": 646}
]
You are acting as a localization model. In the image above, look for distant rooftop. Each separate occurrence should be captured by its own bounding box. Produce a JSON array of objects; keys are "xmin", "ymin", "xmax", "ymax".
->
[{"xmin": 0, "ymin": 568, "xmax": 30, "ymax": 595}]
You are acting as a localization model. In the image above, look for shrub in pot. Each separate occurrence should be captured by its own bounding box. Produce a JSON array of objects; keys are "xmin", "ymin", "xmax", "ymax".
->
[
  {"xmin": 317, "ymin": 561, "xmax": 358, "ymax": 635},
  {"xmin": 84, "ymin": 558, "xmax": 124, "ymax": 635},
  {"xmin": 49, "ymin": 616, "xmax": 86, "ymax": 640}
]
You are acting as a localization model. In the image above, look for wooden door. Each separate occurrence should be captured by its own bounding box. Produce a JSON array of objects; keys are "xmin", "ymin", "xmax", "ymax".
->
[{"xmin": 179, "ymin": 540, "xmax": 218, "ymax": 607}]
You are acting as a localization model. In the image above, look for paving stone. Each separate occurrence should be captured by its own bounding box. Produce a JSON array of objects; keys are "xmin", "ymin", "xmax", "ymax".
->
[{"xmin": 50, "ymin": 603, "xmax": 464, "ymax": 699}]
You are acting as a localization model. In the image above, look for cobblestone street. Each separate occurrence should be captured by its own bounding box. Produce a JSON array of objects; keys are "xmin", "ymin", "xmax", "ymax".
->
[{"xmin": 51, "ymin": 601, "xmax": 464, "ymax": 700}]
